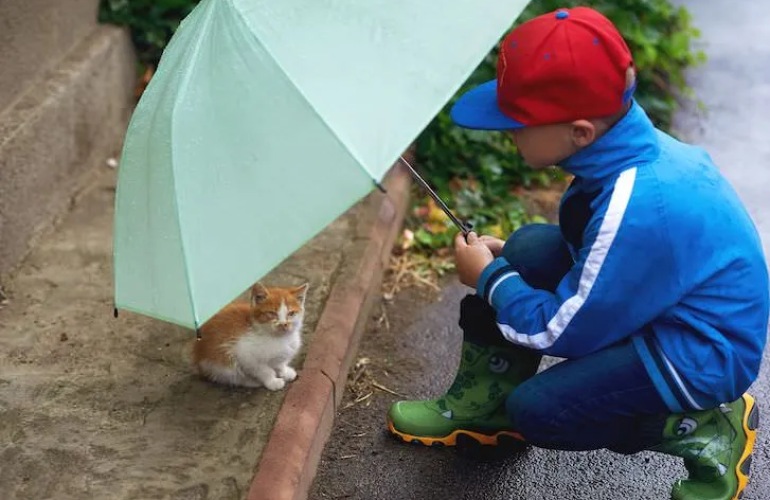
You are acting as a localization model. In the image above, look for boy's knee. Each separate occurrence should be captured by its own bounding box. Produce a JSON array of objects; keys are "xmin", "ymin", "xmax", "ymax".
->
[
  {"xmin": 505, "ymin": 380, "xmax": 555, "ymax": 444},
  {"xmin": 501, "ymin": 223, "xmax": 569, "ymax": 291},
  {"xmin": 503, "ymin": 223, "xmax": 557, "ymax": 255}
]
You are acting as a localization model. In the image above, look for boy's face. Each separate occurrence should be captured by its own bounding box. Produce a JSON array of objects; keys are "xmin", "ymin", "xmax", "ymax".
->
[{"xmin": 509, "ymin": 120, "xmax": 598, "ymax": 169}]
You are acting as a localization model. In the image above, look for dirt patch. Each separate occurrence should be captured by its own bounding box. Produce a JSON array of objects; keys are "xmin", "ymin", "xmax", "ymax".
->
[
  {"xmin": 0, "ymin": 167, "xmax": 364, "ymax": 499},
  {"xmin": 310, "ymin": 275, "xmax": 458, "ymax": 499},
  {"xmin": 514, "ymin": 178, "xmax": 569, "ymax": 223}
]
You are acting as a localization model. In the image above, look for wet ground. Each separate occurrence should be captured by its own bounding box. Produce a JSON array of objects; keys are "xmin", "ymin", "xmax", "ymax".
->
[{"xmin": 310, "ymin": 278, "xmax": 687, "ymax": 500}]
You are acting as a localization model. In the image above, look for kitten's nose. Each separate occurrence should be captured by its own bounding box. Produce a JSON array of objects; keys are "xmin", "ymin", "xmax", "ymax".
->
[{"xmin": 277, "ymin": 322, "xmax": 290, "ymax": 331}]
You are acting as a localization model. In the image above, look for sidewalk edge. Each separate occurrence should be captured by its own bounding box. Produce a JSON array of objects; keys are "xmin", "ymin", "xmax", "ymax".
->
[{"xmin": 247, "ymin": 160, "xmax": 411, "ymax": 500}]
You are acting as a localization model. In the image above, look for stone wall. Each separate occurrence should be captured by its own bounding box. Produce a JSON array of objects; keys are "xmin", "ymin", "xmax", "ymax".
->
[{"xmin": 0, "ymin": 0, "xmax": 136, "ymax": 278}]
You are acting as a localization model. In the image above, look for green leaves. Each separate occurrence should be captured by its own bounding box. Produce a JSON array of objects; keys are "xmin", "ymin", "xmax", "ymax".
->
[
  {"xmin": 518, "ymin": 0, "xmax": 705, "ymax": 130},
  {"xmin": 410, "ymin": 0, "xmax": 703, "ymax": 251},
  {"xmin": 100, "ymin": 0, "xmax": 703, "ymax": 254},
  {"xmin": 99, "ymin": 0, "xmax": 202, "ymax": 66}
]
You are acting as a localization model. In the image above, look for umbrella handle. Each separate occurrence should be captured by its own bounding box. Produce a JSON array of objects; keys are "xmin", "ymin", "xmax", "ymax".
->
[{"xmin": 397, "ymin": 156, "xmax": 473, "ymax": 236}]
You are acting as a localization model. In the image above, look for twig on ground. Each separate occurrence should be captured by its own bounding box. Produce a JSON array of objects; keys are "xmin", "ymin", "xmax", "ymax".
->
[
  {"xmin": 382, "ymin": 250, "xmax": 453, "ymax": 299},
  {"xmin": 371, "ymin": 381, "xmax": 404, "ymax": 397},
  {"xmin": 376, "ymin": 304, "xmax": 391, "ymax": 331}
]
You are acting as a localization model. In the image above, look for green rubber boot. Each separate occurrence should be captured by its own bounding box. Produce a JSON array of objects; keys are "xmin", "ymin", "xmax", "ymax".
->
[
  {"xmin": 652, "ymin": 394, "xmax": 759, "ymax": 500},
  {"xmin": 387, "ymin": 295, "xmax": 540, "ymax": 448}
]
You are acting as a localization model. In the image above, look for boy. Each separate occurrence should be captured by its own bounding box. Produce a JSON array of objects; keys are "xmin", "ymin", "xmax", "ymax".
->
[{"xmin": 387, "ymin": 7, "xmax": 769, "ymax": 500}]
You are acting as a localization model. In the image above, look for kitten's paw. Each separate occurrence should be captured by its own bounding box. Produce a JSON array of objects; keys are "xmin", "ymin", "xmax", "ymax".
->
[
  {"xmin": 278, "ymin": 366, "xmax": 297, "ymax": 382},
  {"xmin": 263, "ymin": 377, "xmax": 286, "ymax": 391}
]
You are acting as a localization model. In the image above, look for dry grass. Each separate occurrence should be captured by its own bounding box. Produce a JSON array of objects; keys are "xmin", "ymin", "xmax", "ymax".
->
[
  {"xmin": 381, "ymin": 247, "xmax": 454, "ymax": 301},
  {"xmin": 339, "ymin": 233, "xmax": 456, "ymax": 411},
  {"xmin": 343, "ymin": 357, "xmax": 404, "ymax": 411}
]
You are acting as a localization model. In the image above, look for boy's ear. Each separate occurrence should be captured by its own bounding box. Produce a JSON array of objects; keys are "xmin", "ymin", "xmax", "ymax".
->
[
  {"xmin": 625, "ymin": 65, "xmax": 636, "ymax": 92},
  {"xmin": 251, "ymin": 283, "xmax": 269, "ymax": 305},
  {"xmin": 570, "ymin": 120, "xmax": 597, "ymax": 148}
]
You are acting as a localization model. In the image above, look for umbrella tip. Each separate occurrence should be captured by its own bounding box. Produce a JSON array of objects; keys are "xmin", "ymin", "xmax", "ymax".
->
[
  {"xmin": 374, "ymin": 180, "xmax": 387, "ymax": 194},
  {"xmin": 113, "ymin": 307, "xmax": 119, "ymax": 319},
  {"xmin": 196, "ymin": 329, "xmax": 202, "ymax": 341}
]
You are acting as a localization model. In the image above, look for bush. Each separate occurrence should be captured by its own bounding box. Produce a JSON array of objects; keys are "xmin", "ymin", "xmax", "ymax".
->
[
  {"xmin": 416, "ymin": 0, "xmax": 704, "ymax": 185},
  {"xmin": 412, "ymin": 0, "xmax": 703, "ymax": 249},
  {"xmin": 101, "ymin": 0, "xmax": 704, "ymax": 250},
  {"xmin": 100, "ymin": 0, "xmax": 702, "ymax": 126},
  {"xmin": 99, "ymin": 0, "xmax": 201, "ymax": 66}
]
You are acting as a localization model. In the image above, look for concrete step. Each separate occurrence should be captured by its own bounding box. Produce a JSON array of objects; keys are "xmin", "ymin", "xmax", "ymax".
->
[{"xmin": 0, "ymin": 25, "xmax": 135, "ymax": 280}]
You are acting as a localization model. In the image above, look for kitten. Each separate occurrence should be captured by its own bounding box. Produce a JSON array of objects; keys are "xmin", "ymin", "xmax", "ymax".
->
[{"xmin": 192, "ymin": 282, "xmax": 308, "ymax": 390}]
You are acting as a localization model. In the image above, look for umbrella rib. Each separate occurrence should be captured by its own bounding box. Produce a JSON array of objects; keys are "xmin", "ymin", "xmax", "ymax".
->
[
  {"xmin": 166, "ymin": 0, "xmax": 228, "ymax": 328},
  {"xmin": 229, "ymin": 0, "xmax": 379, "ymax": 184}
]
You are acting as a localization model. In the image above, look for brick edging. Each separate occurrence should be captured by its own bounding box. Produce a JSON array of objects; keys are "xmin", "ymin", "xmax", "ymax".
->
[{"xmin": 247, "ymin": 160, "xmax": 412, "ymax": 500}]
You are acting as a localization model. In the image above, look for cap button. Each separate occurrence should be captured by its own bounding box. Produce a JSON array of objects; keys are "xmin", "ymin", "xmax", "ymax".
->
[{"xmin": 555, "ymin": 10, "xmax": 569, "ymax": 20}]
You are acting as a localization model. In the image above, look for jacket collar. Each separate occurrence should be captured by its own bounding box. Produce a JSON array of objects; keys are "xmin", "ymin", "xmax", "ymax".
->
[{"xmin": 559, "ymin": 101, "xmax": 660, "ymax": 184}]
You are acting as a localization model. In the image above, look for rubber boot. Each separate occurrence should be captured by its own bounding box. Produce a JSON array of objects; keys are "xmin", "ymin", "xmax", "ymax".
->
[
  {"xmin": 387, "ymin": 295, "xmax": 541, "ymax": 448},
  {"xmin": 651, "ymin": 393, "xmax": 759, "ymax": 500}
]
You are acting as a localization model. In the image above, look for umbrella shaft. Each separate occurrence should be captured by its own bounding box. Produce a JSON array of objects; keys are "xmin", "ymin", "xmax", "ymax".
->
[{"xmin": 398, "ymin": 156, "xmax": 471, "ymax": 236}]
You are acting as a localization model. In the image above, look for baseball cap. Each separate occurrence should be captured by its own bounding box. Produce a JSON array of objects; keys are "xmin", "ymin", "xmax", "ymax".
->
[{"xmin": 451, "ymin": 7, "xmax": 635, "ymax": 130}]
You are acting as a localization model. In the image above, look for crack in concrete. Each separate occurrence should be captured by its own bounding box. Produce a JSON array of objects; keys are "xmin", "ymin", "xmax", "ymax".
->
[
  {"xmin": 140, "ymin": 396, "xmax": 164, "ymax": 428},
  {"xmin": 319, "ymin": 368, "xmax": 337, "ymax": 413}
]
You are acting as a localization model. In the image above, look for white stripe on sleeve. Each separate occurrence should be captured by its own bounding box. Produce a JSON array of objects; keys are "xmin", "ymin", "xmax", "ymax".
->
[
  {"xmin": 496, "ymin": 167, "xmax": 637, "ymax": 350},
  {"xmin": 487, "ymin": 271, "xmax": 520, "ymax": 305}
]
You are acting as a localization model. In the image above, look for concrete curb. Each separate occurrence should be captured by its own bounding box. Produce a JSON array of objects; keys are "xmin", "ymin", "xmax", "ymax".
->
[{"xmin": 247, "ymin": 160, "xmax": 412, "ymax": 500}]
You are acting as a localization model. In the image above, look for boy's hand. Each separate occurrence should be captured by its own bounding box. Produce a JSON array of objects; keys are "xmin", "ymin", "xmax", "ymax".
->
[
  {"xmin": 454, "ymin": 232, "xmax": 494, "ymax": 289},
  {"xmin": 478, "ymin": 235, "xmax": 505, "ymax": 257}
]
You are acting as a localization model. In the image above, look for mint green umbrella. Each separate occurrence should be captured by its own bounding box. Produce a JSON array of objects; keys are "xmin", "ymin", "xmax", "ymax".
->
[{"xmin": 114, "ymin": 0, "xmax": 531, "ymax": 330}]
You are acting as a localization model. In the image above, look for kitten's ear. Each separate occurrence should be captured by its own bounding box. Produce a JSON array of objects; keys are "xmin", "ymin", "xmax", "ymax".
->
[
  {"xmin": 293, "ymin": 283, "xmax": 309, "ymax": 304},
  {"xmin": 250, "ymin": 283, "xmax": 269, "ymax": 305}
]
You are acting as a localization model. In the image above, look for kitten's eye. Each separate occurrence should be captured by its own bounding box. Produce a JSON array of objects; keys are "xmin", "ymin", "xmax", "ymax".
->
[
  {"xmin": 260, "ymin": 312, "xmax": 278, "ymax": 321},
  {"xmin": 288, "ymin": 311, "xmax": 297, "ymax": 318}
]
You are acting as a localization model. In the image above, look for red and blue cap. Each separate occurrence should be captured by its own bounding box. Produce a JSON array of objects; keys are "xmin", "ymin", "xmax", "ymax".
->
[{"xmin": 451, "ymin": 7, "xmax": 635, "ymax": 130}]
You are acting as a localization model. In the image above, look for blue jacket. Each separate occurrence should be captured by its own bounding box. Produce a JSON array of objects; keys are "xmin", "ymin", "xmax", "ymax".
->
[{"xmin": 477, "ymin": 102, "xmax": 769, "ymax": 413}]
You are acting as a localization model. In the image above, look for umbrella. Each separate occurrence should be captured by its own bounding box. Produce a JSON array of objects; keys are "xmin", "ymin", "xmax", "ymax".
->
[{"xmin": 113, "ymin": 0, "xmax": 531, "ymax": 331}]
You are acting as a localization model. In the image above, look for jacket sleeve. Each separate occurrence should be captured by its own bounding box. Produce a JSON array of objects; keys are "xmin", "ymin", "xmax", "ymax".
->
[{"xmin": 476, "ymin": 187, "xmax": 682, "ymax": 358}]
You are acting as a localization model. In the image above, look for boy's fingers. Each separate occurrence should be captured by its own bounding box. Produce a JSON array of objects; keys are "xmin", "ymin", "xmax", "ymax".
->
[
  {"xmin": 479, "ymin": 235, "xmax": 497, "ymax": 246},
  {"xmin": 466, "ymin": 232, "xmax": 479, "ymax": 244},
  {"xmin": 454, "ymin": 232, "xmax": 467, "ymax": 248}
]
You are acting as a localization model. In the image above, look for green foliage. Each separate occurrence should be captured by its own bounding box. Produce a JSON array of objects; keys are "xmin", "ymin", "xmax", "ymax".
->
[
  {"xmin": 100, "ymin": 0, "xmax": 704, "ymax": 252},
  {"xmin": 99, "ymin": 0, "xmax": 201, "ymax": 66},
  {"xmin": 408, "ymin": 193, "xmax": 548, "ymax": 251},
  {"xmin": 412, "ymin": 0, "xmax": 704, "ymax": 250},
  {"xmin": 519, "ymin": 0, "xmax": 705, "ymax": 129}
]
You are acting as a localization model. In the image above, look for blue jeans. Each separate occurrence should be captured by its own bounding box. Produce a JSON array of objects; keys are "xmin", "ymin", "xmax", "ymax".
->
[{"xmin": 498, "ymin": 224, "xmax": 669, "ymax": 453}]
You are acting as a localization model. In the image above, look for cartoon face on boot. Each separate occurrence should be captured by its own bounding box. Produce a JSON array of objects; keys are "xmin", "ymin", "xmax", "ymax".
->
[
  {"xmin": 488, "ymin": 355, "xmax": 511, "ymax": 374},
  {"xmin": 676, "ymin": 417, "xmax": 698, "ymax": 437}
]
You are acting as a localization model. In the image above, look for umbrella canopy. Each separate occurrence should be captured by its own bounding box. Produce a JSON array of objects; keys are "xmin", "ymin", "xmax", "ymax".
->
[{"xmin": 114, "ymin": 0, "xmax": 531, "ymax": 330}]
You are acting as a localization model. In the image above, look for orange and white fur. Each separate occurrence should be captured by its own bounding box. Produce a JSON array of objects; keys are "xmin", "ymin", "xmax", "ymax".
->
[{"xmin": 192, "ymin": 283, "xmax": 308, "ymax": 391}]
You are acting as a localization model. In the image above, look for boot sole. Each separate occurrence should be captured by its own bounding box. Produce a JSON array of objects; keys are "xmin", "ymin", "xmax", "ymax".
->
[
  {"xmin": 734, "ymin": 393, "xmax": 759, "ymax": 500},
  {"xmin": 386, "ymin": 417, "xmax": 525, "ymax": 448}
]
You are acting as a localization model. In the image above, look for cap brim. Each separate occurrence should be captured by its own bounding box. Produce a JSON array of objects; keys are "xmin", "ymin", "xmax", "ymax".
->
[{"xmin": 450, "ymin": 80, "xmax": 525, "ymax": 130}]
